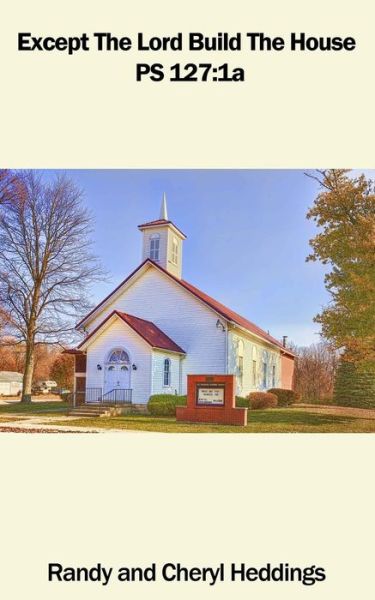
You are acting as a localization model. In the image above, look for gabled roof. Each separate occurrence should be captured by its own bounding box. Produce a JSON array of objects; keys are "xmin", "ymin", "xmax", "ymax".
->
[
  {"xmin": 138, "ymin": 219, "xmax": 187, "ymax": 239},
  {"xmin": 0, "ymin": 371, "xmax": 23, "ymax": 382},
  {"xmin": 179, "ymin": 278, "xmax": 291, "ymax": 354},
  {"xmin": 76, "ymin": 260, "xmax": 294, "ymax": 357},
  {"xmin": 138, "ymin": 218, "xmax": 170, "ymax": 227},
  {"xmin": 77, "ymin": 310, "xmax": 186, "ymax": 354}
]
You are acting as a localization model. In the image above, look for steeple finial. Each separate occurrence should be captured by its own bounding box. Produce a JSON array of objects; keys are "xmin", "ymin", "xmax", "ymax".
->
[{"xmin": 160, "ymin": 192, "xmax": 168, "ymax": 220}]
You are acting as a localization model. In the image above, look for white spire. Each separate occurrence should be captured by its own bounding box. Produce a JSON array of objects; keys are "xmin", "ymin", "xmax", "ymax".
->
[{"xmin": 160, "ymin": 192, "xmax": 168, "ymax": 220}]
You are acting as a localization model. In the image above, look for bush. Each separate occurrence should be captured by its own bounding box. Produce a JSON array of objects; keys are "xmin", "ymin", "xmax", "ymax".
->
[
  {"xmin": 147, "ymin": 394, "xmax": 187, "ymax": 416},
  {"xmin": 248, "ymin": 392, "xmax": 278, "ymax": 410},
  {"xmin": 235, "ymin": 396, "xmax": 249, "ymax": 408},
  {"xmin": 267, "ymin": 388, "xmax": 300, "ymax": 407}
]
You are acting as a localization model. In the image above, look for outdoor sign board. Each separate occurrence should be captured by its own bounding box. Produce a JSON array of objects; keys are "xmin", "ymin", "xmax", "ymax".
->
[
  {"xmin": 196, "ymin": 383, "xmax": 225, "ymax": 405},
  {"xmin": 176, "ymin": 374, "xmax": 247, "ymax": 426}
]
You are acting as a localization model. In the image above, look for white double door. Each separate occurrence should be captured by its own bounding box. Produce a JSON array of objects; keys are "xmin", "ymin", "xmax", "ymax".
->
[{"xmin": 104, "ymin": 364, "xmax": 130, "ymax": 394}]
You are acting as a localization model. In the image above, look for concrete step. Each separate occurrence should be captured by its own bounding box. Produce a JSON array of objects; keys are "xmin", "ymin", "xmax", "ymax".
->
[
  {"xmin": 68, "ymin": 403, "xmax": 149, "ymax": 417},
  {"xmin": 69, "ymin": 406, "xmax": 111, "ymax": 417},
  {"xmin": 71, "ymin": 406, "xmax": 108, "ymax": 412}
]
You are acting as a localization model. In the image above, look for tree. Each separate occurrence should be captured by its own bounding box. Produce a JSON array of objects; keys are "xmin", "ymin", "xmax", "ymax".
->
[
  {"xmin": 0, "ymin": 307, "xmax": 10, "ymax": 334},
  {"xmin": 0, "ymin": 171, "xmax": 103, "ymax": 402},
  {"xmin": 306, "ymin": 169, "xmax": 375, "ymax": 364},
  {"xmin": 50, "ymin": 353, "xmax": 74, "ymax": 390},
  {"xmin": 0, "ymin": 342, "xmax": 24, "ymax": 373},
  {"xmin": 334, "ymin": 360, "xmax": 375, "ymax": 408},
  {"xmin": 292, "ymin": 342, "xmax": 338, "ymax": 403},
  {"xmin": 0, "ymin": 170, "xmax": 19, "ymax": 206}
]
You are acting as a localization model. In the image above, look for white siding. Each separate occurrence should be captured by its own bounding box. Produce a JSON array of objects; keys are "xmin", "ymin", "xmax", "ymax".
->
[
  {"xmin": 86, "ymin": 267, "xmax": 226, "ymax": 394},
  {"xmin": 142, "ymin": 226, "xmax": 169, "ymax": 266},
  {"xmin": 166, "ymin": 230, "xmax": 183, "ymax": 279},
  {"xmin": 10, "ymin": 381, "xmax": 22, "ymax": 395},
  {"xmin": 151, "ymin": 351, "xmax": 182, "ymax": 396},
  {"xmin": 0, "ymin": 381, "xmax": 22, "ymax": 395},
  {"xmin": 228, "ymin": 329, "xmax": 281, "ymax": 397},
  {"xmin": 0, "ymin": 382, "xmax": 11, "ymax": 395},
  {"xmin": 141, "ymin": 226, "xmax": 183, "ymax": 279},
  {"xmin": 85, "ymin": 317, "xmax": 152, "ymax": 404}
]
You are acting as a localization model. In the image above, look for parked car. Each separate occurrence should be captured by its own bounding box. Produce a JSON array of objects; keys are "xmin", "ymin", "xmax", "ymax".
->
[{"xmin": 33, "ymin": 380, "xmax": 58, "ymax": 394}]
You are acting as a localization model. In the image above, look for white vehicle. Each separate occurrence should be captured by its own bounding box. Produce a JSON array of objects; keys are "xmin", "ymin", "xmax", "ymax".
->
[{"xmin": 37, "ymin": 380, "xmax": 58, "ymax": 394}]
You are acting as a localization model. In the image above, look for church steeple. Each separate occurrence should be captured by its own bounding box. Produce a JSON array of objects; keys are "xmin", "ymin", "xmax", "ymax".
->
[
  {"xmin": 160, "ymin": 193, "xmax": 168, "ymax": 220},
  {"xmin": 138, "ymin": 195, "xmax": 186, "ymax": 279}
]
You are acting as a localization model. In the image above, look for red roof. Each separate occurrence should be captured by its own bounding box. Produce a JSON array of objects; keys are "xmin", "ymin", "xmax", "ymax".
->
[
  {"xmin": 76, "ymin": 259, "xmax": 294, "ymax": 357},
  {"xmin": 138, "ymin": 219, "xmax": 186, "ymax": 238},
  {"xmin": 78, "ymin": 310, "xmax": 185, "ymax": 354},
  {"xmin": 138, "ymin": 218, "xmax": 170, "ymax": 227},
  {"xmin": 179, "ymin": 279, "xmax": 291, "ymax": 354}
]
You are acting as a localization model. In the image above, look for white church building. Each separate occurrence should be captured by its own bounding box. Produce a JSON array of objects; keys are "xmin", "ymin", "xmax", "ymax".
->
[{"xmin": 70, "ymin": 197, "xmax": 295, "ymax": 404}]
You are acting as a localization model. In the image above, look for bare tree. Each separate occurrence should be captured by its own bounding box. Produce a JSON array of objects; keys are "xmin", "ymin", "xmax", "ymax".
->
[
  {"xmin": 0, "ymin": 306, "xmax": 8, "ymax": 330},
  {"xmin": 291, "ymin": 341, "xmax": 339, "ymax": 403},
  {"xmin": 0, "ymin": 169, "xmax": 19, "ymax": 206},
  {"xmin": 0, "ymin": 171, "xmax": 104, "ymax": 402}
]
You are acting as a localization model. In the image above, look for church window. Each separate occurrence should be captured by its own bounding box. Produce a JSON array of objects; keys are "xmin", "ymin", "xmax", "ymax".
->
[
  {"xmin": 108, "ymin": 349, "xmax": 130, "ymax": 364},
  {"xmin": 252, "ymin": 360, "xmax": 257, "ymax": 386},
  {"xmin": 171, "ymin": 237, "xmax": 178, "ymax": 264},
  {"xmin": 163, "ymin": 358, "xmax": 171, "ymax": 386},
  {"xmin": 150, "ymin": 234, "xmax": 160, "ymax": 261},
  {"xmin": 272, "ymin": 365, "xmax": 276, "ymax": 387},
  {"xmin": 237, "ymin": 340, "xmax": 244, "ymax": 388},
  {"xmin": 262, "ymin": 362, "xmax": 267, "ymax": 388}
]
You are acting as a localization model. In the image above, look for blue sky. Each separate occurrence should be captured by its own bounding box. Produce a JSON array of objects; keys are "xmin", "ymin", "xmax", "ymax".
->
[{"xmin": 50, "ymin": 169, "xmax": 372, "ymax": 347}]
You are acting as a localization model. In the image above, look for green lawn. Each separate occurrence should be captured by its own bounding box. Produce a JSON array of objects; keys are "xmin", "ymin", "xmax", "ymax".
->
[
  {"xmin": 0, "ymin": 401, "xmax": 69, "ymax": 415},
  {"xmin": 1, "ymin": 402, "xmax": 375, "ymax": 432},
  {"xmin": 48, "ymin": 408, "xmax": 375, "ymax": 433}
]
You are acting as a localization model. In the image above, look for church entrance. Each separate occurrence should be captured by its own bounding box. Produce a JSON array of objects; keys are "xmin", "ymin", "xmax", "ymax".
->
[{"xmin": 103, "ymin": 349, "xmax": 131, "ymax": 398}]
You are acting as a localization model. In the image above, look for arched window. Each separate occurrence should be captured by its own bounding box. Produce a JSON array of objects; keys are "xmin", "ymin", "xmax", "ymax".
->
[
  {"xmin": 237, "ymin": 340, "xmax": 244, "ymax": 388},
  {"xmin": 171, "ymin": 237, "xmax": 178, "ymax": 265},
  {"xmin": 262, "ymin": 351, "xmax": 268, "ymax": 389},
  {"xmin": 150, "ymin": 234, "xmax": 160, "ymax": 261},
  {"xmin": 272, "ymin": 364, "xmax": 276, "ymax": 388},
  {"xmin": 252, "ymin": 346, "xmax": 257, "ymax": 387},
  {"xmin": 163, "ymin": 358, "xmax": 171, "ymax": 386},
  {"xmin": 108, "ymin": 349, "xmax": 130, "ymax": 364}
]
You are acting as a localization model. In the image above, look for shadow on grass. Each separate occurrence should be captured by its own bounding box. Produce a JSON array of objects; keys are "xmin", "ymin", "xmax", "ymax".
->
[
  {"xmin": 248, "ymin": 410, "xmax": 354, "ymax": 426},
  {"xmin": 0, "ymin": 401, "xmax": 69, "ymax": 414}
]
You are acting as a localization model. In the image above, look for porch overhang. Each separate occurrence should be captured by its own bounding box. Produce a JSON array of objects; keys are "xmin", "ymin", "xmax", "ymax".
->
[{"xmin": 77, "ymin": 310, "xmax": 186, "ymax": 355}]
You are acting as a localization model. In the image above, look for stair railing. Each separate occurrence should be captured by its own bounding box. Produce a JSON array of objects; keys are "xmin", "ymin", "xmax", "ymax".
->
[{"xmin": 101, "ymin": 388, "xmax": 132, "ymax": 404}]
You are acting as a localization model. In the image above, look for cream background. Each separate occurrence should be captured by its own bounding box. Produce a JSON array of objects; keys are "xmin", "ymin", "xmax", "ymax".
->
[
  {"xmin": 1, "ymin": 1, "xmax": 375, "ymax": 599},
  {"xmin": 1, "ymin": 435, "xmax": 374, "ymax": 599},
  {"xmin": 0, "ymin": 0, "xmax": 374, "ymax": 167}
]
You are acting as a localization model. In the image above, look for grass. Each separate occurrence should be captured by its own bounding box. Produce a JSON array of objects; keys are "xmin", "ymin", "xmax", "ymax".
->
[
  {"xmin": 48, "ymin": 408, "xmax": 375, "ymax": 433},
  {"xmin": 0, "ymin": 401, "xmax": 69, "ymax": 415},
  {"xmin": 2, "ymin": 402, "xmax": 375, "ymax": 433}
]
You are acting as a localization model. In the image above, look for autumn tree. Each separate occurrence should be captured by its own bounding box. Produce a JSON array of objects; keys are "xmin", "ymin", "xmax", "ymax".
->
[
  {"xmin": 0, "ymin": 171, "xmax": 103, "ymax": 402},
  {"xmin": 0, "ymin": 307, "xmax": 10, "ymax": 334},
  {"xmin": 306, "ymin": 169, "xmax": 375, "ymax": 364},
  {"xmin": 292, "ymin": 342, "xmax": 338, "ymax": 403},
  {"xmin": 50, "ymin": 353, "xmax": 74, "ymax": 390},
  {"xmin": 0, "ymin": 343, "xmax": 25, "ymax": 373}
]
